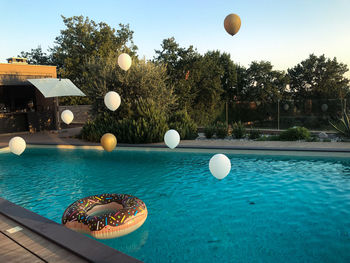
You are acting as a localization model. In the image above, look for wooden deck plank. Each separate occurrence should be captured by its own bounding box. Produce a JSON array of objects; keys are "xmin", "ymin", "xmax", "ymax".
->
[
  {"xmin": 0, "ymin": 214, "xmax": 87, "ymax": 263},
  {"xmin": 0, "ymin": 232, "xmax": 44, "ymax": 263},
  {"xmin": 0, "ymin": 198, "xmax": 141, "ymax": 263}
]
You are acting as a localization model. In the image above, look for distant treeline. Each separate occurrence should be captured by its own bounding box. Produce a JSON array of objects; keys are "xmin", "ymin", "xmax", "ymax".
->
[{"xmin": 20, "ymin": 15, "xmax": 349, "ymax": 126}]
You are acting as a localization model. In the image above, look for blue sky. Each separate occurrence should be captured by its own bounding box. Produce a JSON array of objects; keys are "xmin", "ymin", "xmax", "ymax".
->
[{"xmin": 1, "ymin": 0, "xmax": 349, "ymax": 76}]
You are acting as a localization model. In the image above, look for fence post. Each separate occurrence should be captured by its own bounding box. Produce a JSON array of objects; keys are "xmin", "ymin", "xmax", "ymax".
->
[
  {"xmin": 277, "ymin": 99, "xmax": 280, "ymax": 130},
  {"xmin": 225, "ymin": 101, "xmax": 228, "ymax": 126}
]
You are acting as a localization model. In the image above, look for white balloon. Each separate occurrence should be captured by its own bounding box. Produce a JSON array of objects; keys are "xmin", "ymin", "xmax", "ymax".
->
[
  {"xmin": 164, "ymin": 129, "xmax": 180, "ymax": 149},
  {"xmin": 321, "ymin": 104, "xmax": 328, "ymax": 112},
  {"xmin": 118, "ymin": 53, "xmax": 132, "ymax": 71},
  {"xmin": 9, "ymin": 136, "xmax": 26, "ymax": 156},
  {"xmin": 104, "ymin": 91, "xmax": 121, "ymax": 111},
  {"xmin": 61, "ymin": 110, "xmax": 74, "ymax": 124},
  {"xmin": 209, "ymin": 154, "xmax": 231, "ymax": 180}
]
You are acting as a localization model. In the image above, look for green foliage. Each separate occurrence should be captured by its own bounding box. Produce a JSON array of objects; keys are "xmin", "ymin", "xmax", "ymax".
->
[
  {"xmin": 204, "ymin": 125, "xmax": 215, "ymax": 139},
  {"xmin": 168, "ymin": 109, "xmax": 198, "ymax": 140},
  {"xmin": 80, "ymin": 99, "xmax": 168, "ymax": 143},
  {"xmin": 19, "ymin": 46, "xmax": 52, "ymax": 65},
  {"xmin": 288, "ymin": 54, "xmax": 350, "ymax": 99},
  {"xmin": 306, "ymin": 136, "xmax": 320, "ymax": 142},
  {"xmin": 85, "ymin": 57, "xmax": 175, "ymax": 119},
  {"xmin": 279, "ymin": 126, "xmax": 311, "ymax": 141},
  {"xmin": 239, "ymin": 61, "xmax": 289, "ymax": 103},
  {"xmin": 129, "ymin": 99, "xmax": 169, "ymax": 143},
  {"xmin": 248, "ymin": 129, "xmax": 261, "ymax": 140},
  {"xmin": 80, "ymin": 113, "xmax": 116, "ymax": 142},
  {"xmin": 20, "ymin": 15, "xmax": 138, "ymax": 106},
  {"xmin": 232, "ymin": 121, "xmax": 246, "ymax": 139},
  {"xmin": 80, "ymin": 57, "xmax": 174, "ymax": 144},
  {"xmin": 215, "ymin": 122, "xmax": 228, "ymax": 139},
  {"xmin": 256, "ymin": 135, "xmax": 280, "ymax": 141},
  {"xmin": 20, "ymin": 18, "xmax": 350, "ymax": 128},
  {"xmin": 154, "ymin": 39, "xmax": 234, "ymax": 126},
  {"xmin": 330, "ymin": 109, "xmax": 350, "ymax": 138}
]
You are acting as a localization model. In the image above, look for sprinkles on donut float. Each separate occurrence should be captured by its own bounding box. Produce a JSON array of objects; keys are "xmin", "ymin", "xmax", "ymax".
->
[{"xmin": 62, "ymin": 193, "xmax": 147, "ymax": 239}]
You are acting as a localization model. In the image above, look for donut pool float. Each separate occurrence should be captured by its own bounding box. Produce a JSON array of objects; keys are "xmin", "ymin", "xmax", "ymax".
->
[{"xmin": 62, "ymin": 193, "xmax": 147, "ymax": 239}]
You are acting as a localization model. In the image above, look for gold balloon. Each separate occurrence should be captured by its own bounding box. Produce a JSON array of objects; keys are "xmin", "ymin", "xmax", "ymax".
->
[
  {"xmin": 224, "ymin": 13, "xmax": 241, "ymax": 36},
  {"xmin": 100, "ymin": 133, "xmax": 117, "ymax": 152}
]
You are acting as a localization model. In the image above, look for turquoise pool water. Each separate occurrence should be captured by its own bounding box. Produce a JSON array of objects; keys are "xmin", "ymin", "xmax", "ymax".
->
[{"xmin": 0, "ymin": 147, "xmax": 350, "ymax": 263}]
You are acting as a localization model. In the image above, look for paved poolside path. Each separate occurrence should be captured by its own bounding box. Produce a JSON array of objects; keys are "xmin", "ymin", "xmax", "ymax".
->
[{"xmin": 1, "ymin": 127, "xmax": 350, "ymax": 152}]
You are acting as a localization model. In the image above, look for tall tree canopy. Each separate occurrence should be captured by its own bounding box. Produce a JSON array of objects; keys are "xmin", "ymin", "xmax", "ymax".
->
[
  {"xmin": 241, "ymin": 61, "xmax": 289, "ymax": 103},
  {"xmin": 154, "ymin": 37, "xmax": 199, "ymax": 82},
  {"xmin": 20, "ymin": 15, "xmax": 137, "ymax": 105},
  {"xmin": 154, "ymin": 38, "xmax": 238, "ymax": 124},
  {"xmin": 19, "ymin": 46, "xmax": 52, "ymax": 65},
  {"xmin": 84, "ymin": 56, "xmax": 174, "ymax": 119},
  {"xmin": 51, "ymin": 16, "xmax": 137, "ymax": 89},
  {"xmin": 288, "ymin": 54, "xmax": 349, "ymax": 99}
]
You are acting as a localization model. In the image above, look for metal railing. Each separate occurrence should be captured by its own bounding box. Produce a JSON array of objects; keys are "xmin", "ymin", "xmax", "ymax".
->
[{"xmin": 216, "ymin": 99, "xmax": 347, "ymax": 131}]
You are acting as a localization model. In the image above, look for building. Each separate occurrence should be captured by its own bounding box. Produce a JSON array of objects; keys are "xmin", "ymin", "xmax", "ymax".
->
[{"xmin": 0, "ymin": 58, "xmax": 57, "ymax": 133}]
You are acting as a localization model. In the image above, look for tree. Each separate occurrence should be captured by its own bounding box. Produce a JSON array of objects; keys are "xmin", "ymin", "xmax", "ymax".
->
[
  {"xmin": 219, "ymin": 52, "xmax": 237, "ymax": 102},
  {"xmin": 80, "ymin": 57, "xmax": 175, "ymax": 143},
  {"xmin": 52, "ymin": 15, "xmax": 137, "ymax": 104},
  {"xmin": 154, "ymin": 37, "xmax": 199, "ymax": 82},
  {"xmin": 19, "ymin": 46, "xmax": 52, "ymax": 65},
  {"xmin": 185, "ymin": 51, "xmax": 225, "ymax": 125},
  {"xmin": 154, "ymin": 37, "xmax": 200, "ymax": 110},
  {"xmin": 235, "ymin": 64, "xmax": 248, "ymax": 101},
  {"xmin": 19, "ymin": 15, "xmax": 138, "ymax": 105},
  {"xmin": 242, "ymin": 61, "xmax": 288, "ymax": 103},
  {"xmin": 288, "ymin": 54, "xmax": 349, "ymax": 99},
  {"xmin": 155, "ymin": 39, "xmax": 238, "ymax": 125},
  {"xmin": 84, "ymin": 56, "xmax": 175, "ymax": 119}
]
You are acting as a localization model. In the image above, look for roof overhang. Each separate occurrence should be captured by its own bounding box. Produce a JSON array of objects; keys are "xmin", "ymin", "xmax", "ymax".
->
[{"xmin": 27, "ymin": 78, "xmax": 86, "ymax": 98}]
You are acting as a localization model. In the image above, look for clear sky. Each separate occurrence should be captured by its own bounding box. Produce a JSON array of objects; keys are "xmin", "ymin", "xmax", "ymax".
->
[{"xmin": 1, "ymin": 0, "xmax": 349, "ymax": 76}]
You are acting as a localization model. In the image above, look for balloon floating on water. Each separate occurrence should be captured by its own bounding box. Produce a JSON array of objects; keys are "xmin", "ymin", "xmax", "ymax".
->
[
  {"xmin": 224, "ymin": 13, "xmax": 241, "ymax": 36},
  {"xmin": 9, "ymin": 136, "xmax": 26, "ymax": 156},
  {"xmin": 104, "ymin": 91, "xmax": 121, "ymax": 111},
  {"xmin": 101, "ymin": 133, "xmax": 117, "ymax": 152},
  {"xmin": 61, "ymin": 109, "xmax": 74, "ymax": 124},
  {"xmin": 164, "ymin": 129, "xmax": 180, "ymax": 149},
  {"xmin": 209, "ymin": 154, "xmax": 231, "ymax": 180},
  {"xmin": 118, "ymin": 53, "xmax": 132, "ymax": 71}
]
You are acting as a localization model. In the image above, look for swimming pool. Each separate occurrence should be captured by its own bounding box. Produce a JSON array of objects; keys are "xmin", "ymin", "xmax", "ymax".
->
[{"xmin": 0, "ymin": 147, "xmax": 349, "ymax": 262}]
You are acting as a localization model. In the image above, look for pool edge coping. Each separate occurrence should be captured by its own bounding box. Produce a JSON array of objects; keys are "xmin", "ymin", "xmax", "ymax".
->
[
  {"xmin": 2, "ymin": 142, "xmax": 350, "ymax": 153},
  {"xmin": 0, "ymin": 197, "xmax": 142, "ymax": 263}
]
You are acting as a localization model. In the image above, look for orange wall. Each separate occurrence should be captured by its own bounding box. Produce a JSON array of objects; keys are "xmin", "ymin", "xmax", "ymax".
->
[{"xmin": 0, "ymin": 63, "xmax": 57, "ymax": 85}]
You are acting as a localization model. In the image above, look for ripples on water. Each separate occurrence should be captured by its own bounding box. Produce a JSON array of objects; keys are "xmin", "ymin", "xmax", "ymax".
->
[{"xmin": 1, "ymin": 148, "xmax": 350, "ymax": 263}]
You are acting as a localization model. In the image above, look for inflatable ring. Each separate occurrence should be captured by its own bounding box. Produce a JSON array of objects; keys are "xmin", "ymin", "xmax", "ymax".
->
[{"xmin": 62, "ymin": 193, "xmax": 147, "ymax": 239}]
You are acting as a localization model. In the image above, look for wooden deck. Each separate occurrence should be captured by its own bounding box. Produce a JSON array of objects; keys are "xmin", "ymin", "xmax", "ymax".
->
[
  {"xmin": 0, "ymin": 214, "xmax": 87, "ymax": 262},
  {"xmin": 0, "ymin": 197, "xmax": 142, "ymax": 263}
]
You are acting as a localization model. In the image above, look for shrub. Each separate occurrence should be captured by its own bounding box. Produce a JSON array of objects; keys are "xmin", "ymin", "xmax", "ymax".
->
[
  {"xmin": 168, "ymin": 109, "xmax": 198, "ymax": 140},
  {"xmin": 306, "ymin": 135, "xmax": 320, "ymax": 142},
  {"xmin": 80, "ymin": 113, "xmax": 117, "ymax": 142},
  {"xmin": 279, "ymin": 126, "xmax": 311, "ymax": 141},
  {"xmin": 330, "ymin": 109, "xmax": 350, "ymax": 138},
  {"xmin": 204, "ymin": 125, "xmax": 215, "ymax": 139},
  {"xmin": 256, "ymin": 135, "xmax": 280, "ymax": 141},
  {"xmin": 80, "ymin": 99, "xmax": 169, "ymax": 143},
  {"xmin": 215, "ymin": 122, "xmax": 228, "ymax": 139},
  {"xmin": 232, "ymin": 121, "xmax": 246, "ymax": 139},
  {"xmin": 248, "ymin": 129, "xmax": 261, "ymax": 140},
  {"xmin": 116, "ymin": 116, "xmax": 168, "ymax": 143}
]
